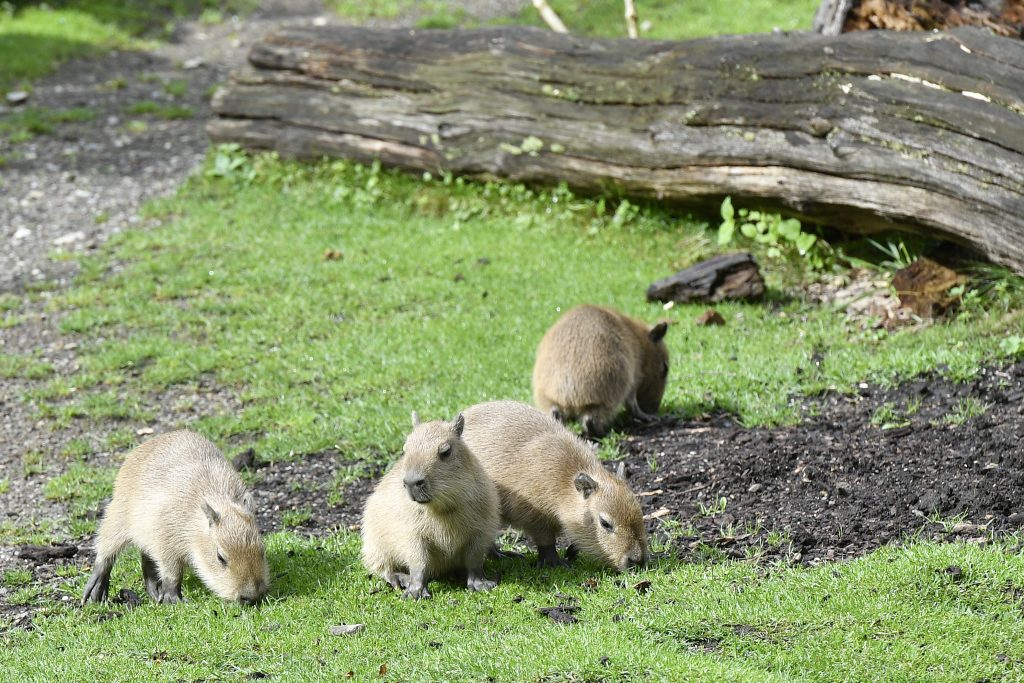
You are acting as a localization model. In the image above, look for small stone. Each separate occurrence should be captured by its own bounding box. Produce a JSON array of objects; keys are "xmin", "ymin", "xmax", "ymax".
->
[
  {"xmin": 136, "ymin": 427, "xmax": 155, "ymax": 436},
  {"xmin": 312, "ymin": 15, "xmax": 328, "ymax": 26},
  {"xmin": 329, "ymin": 624, "xmax": 364, "ymax": 636},
  {"xmin": 13, "ymin": 228, "xmax": 31, "ymax": 241},
  {"xmin": 53, "ymin": 231, "xmax": 86, "ymax": 246},
  {"xmin": 835, "ymin": 481, "xmax": 852, "ymax": 497},
  {"xmin": 182, "ymin": 57, "xmax": 206, "ymax": 70},
  {"xmin": 6, "ymin": 91, "xmax": 29, "ymax": 105},
  {"xmin": 747, "ymin": 483, "xmax": 762, "ymax": 493}
]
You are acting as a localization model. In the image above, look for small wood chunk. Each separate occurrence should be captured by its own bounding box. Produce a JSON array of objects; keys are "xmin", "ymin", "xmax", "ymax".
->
[
  {"xmin": 647, "ymin": 253, "xmax": 764, "ymax": 304},
  {"xmin": 695, "ymin": 309, "xmax": 726, "ymax": 326},
  {"xmin": 17, "ymin": 543, "xmax": 78, "ymax": 563},
  {"xmin": 892, "ymin": 257, "xmax": 965, "ymax": 318}
]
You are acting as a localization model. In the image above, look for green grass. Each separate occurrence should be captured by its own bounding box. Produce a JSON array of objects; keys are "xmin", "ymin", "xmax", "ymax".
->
[
  {"xmin": 2, "ymin": 535, "xmax": 1023, "ymax": 681},
  {"xmin": 124, "ymin": 100, "xmax": 193, "ymax": 119},
  {"xmin": 161, "ymin": 78, "xmax": 188, "ymax": 98},
  {"xmin": 509, "ymin": 0, "xmax": 821, "ymax": 39},
  {"xmin": 870, "ymin": 401, "xmax": 912, "ymax": 430},
  {"xmin": 942, "ymin": 397, "xmax": 988, "ymax": 426},
  {"xmin": 0, "ymin": 6, "xmax": 138, "ymax": 92},
  {"xmin": 0, "ymin": 1, "xmax": 257, "ymax": 93},
  {"xmin": 2, "ymin": 569, "xmax": 33, "ymax": 588},
  {"xmin": 325, "ymin": 0, "xmax": 449, "ymax": 21},
  {"xmin": 0, "ymin": 352, "xmax": 55, "ymax": 380},
  {"xmin": 0, "ymin": 106, "xmax": 96, "ymax": 143},
  {"xmin": 34, "ymin": 151, "xmax": 1024, "ymax": 462},
  {"xmin": 325, "ymin": 0, "xmax": 820, "ymax": 37},
  {"xmin": 43, "ymin": 462, "xmax": 116, "ymax": 510}
]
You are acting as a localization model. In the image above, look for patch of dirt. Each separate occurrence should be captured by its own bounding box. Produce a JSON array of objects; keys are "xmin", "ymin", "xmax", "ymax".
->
[
  {"xmin": 246, "ymin": 452, "xmax": 380, "ymax": 534},
  {"xmin": 620, "ymin": 360, "xmax": 1024, "ymax": 565}
]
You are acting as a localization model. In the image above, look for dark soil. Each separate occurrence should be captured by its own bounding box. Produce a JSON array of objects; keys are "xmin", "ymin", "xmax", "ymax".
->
[
  {"xmin": 245, "ymin": 452, "xmax": 380, "ymax": 535},
  {"xmin": 619, "ymin": 360, "xmax": 1024, "ymax": 565}
]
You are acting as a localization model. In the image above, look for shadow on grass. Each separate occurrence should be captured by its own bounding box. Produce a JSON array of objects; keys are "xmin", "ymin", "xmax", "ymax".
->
[{"xmin": 264, "ymin": 540, "xmax": 360, "ymax": 599}]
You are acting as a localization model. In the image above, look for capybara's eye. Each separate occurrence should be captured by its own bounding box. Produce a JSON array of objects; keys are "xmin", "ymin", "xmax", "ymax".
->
[
  {"xmin": 661, "ymin": 361, "xmax": 669, "ymax": 378},
  {"xmin": 438, "ymin": 443, "xmax": 452, "ymax": 459},
  {"xmin": 599, "ymin": 515, "xmax": 614, "ymax": 532},
  {"xmin": 217, "ymin": 551, "xmax": 228, "ymax": 567}
]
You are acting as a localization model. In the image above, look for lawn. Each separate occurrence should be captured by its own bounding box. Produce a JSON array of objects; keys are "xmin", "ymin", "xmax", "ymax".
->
[
  {"xmin": 2, "ymin": 148, "xmax": 1023, "ymax": 680},
  {"xmin": 0, "ymin": 1, "xmax": 256, "ymax": 93},
  {"xmin": 4, "ymin": 1, "xmax": 1024, "ymax": 681},
  {"xmin": 17, "ymin": 153, "xmax": 1023, "ymax": 462},
  {"xmin": 4, "ymin": 536, "xmax": 1024, "ymax": 682}
]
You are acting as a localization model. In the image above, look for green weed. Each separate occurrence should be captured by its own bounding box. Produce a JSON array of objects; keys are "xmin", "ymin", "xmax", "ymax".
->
[
  {"xmin": 162, "ymin": 78, "xmax": 188, "ymax": 98},
  {"xmin": 942, "ymin": 398, "xmax": 988, "ymax": 426},
  {"xmin": 3, "ymin": 569, "xmax": 32, "ymax": 588},
  {"xmin": 870, "ymin": 402, "xmax": 911, "ymax": 430}
]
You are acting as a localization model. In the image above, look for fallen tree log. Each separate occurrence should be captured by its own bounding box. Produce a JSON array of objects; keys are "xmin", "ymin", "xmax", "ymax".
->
[{"xmin": 209, "ymin": 25, "xmax": 1024, "ymax": 274}]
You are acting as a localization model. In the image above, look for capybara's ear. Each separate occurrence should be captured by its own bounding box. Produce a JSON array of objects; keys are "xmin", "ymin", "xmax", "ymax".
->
[
  {"xmin": 452, "ymin": 413, "xmax": 465, "ymax": 437},
  {"xmin": 649, "ymin": 321, "xmax": 669, "ymax": 343},
  {"xmin": 573, "ymin": 472, "xmax": 598, "ymax": 499},
  {"xmin": 202, "ymin": 501, "xmax": 221, "ymax": 526},
  {"xmin": 411, "ymin": 411, "xmax": 421, "ymax": 428}
]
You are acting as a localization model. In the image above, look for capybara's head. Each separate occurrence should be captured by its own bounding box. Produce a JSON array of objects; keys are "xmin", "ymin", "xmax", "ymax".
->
[
  {"xmin": 400, "ymin": 412, "xmax": 476, "ymax": 512},
  {"xmin": 564, "ymin": 467, "xmax": 648, "ymax": 572},
  {"xmin": 194, "ymin": 498, "xmax": 269, "ymax": 605}
]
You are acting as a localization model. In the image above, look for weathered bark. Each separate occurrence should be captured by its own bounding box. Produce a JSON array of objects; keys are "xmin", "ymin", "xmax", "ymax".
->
[
  {"xmin": 646, "ymin": 253, "xmax": 765, "ymax": 304},
  {"xmin": 209, "ymin": 25, "xmax": 1024, "ymax": 274},
  {"xmin": 813, "ymin": 0, "xmax": 854, "ymax": 34}
]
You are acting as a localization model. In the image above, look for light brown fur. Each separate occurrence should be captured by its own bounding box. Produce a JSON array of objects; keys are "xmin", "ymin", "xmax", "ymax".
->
[
  {"xmin": 81, "ymin": 430, "xmax": 269, "ymax": 606},
  {"xmin": 460, "ymin": 400, "xmax": 648, "ymax": 571},
  {"xmin": 533, "ymin": 304, "xmax": 669, "ymax": 438},
  {"xmin": 361, "ymin": 413, "xmax": 500, "ymax": 599}
]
